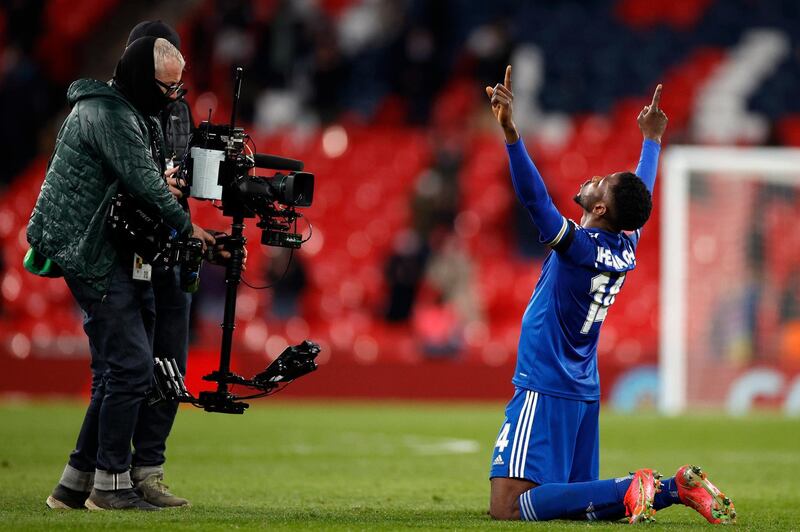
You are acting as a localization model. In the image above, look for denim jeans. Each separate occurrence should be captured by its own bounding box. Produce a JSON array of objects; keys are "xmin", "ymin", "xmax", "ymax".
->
[
  {"xmin": 132, "ymin": 265, "xmax": 191, "ymax": 468},
  {"xmin": 66, "ymin": 262, "xmax": 190, "ymax": 474},
  {"xmin": 66, "ymin": 261, "xmax": 156, "ymax": 474}
]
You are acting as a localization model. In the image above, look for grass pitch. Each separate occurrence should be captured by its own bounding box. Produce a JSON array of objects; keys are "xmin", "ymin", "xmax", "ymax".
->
[{"xmin": 0, "ymin": 400, "xmax": 798, "ymax": 531}]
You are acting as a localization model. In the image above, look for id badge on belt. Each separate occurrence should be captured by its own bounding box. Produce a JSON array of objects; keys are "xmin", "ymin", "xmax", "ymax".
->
[{"xmin": 132, "ymin": 253, "xmax": 152, "ymax": 282}]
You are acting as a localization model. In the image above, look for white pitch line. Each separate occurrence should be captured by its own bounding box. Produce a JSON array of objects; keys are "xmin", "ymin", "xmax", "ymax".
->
[{"xmin": 284, "ymin": 433, "xmax": 481, "ymax": 456}]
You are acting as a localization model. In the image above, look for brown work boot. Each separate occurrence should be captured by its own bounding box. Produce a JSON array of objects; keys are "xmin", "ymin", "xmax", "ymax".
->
[
  {"xmin": 85, "ymin": 488, "xmax": 160, "ymax": 511},
  {"xmin": 134, "ymin": 473, "xmax": 190, "ymax": 508}
]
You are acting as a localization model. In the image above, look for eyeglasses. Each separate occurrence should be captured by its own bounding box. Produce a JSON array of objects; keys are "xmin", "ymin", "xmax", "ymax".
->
[{"xmin": 155, "ymin": 78, "xmax": 187, "ymax": 98}]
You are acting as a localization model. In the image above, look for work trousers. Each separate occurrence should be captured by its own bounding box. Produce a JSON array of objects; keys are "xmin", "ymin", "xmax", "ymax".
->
[{"xmin": 66, "ymin": 262, "xmax": 190, "ymax": 475}]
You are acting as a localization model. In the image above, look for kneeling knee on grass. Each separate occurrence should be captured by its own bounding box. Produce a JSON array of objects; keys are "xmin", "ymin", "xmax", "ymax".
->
[{"xmin": 489, "ymin": 477, "xmax": 537, "ymax": 520}]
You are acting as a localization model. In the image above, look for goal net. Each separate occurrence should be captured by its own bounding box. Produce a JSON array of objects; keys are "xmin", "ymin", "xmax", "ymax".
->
[{"xmin": 660, "ymin": 146, "xmax": 800, "ymax": 414}]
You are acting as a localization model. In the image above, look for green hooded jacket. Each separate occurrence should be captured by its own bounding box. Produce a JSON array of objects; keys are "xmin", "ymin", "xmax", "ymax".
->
[{"xmin": 27, "ymin": 79, "xmax": 192, "ymax": 294}]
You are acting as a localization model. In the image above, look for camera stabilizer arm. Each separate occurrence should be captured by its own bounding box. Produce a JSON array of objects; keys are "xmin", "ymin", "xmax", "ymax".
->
[{"xmin": 149, "ymin": 340, "xmax": 320, "ymax": 414}]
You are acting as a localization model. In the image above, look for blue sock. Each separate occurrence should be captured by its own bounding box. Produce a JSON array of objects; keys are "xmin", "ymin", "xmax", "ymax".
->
[
  {"xmin": 582, "ymin": 476, "xmax": 683, "ymax": 521},
  {"xmin": 519, "ymin": 476, "xmax": 632, "ymax": 521},
  {"xmin": 585, "ymin": 503, "xmax": 626, "ymax": 521},
  {"xmin": 654, "ymin": 477, "xmax": 682, "ymax": 510}
]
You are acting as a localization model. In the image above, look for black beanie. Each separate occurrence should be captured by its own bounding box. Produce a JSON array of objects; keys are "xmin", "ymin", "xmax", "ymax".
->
[
  {"xmin": 113, "ymin": 36, "xmax": 170, "ymax": 116},
  {"xmin": 127, "ymin": 20, "xmax": 181, "ymax": 50}
]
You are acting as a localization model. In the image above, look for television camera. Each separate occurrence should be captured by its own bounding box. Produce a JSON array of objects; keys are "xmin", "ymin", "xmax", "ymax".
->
[{"xmin": 118, "ymin": 67, "xmax": 320, "ymax": 414}]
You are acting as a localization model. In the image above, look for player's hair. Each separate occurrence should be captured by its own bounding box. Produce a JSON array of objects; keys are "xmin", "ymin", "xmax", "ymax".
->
[
  {"xmin": 153, "ymin": 37, "xmax": 184, "ymax": 76},
  {"xmin": 609, "ymin": 172, "xmax": 652, "ymax": 231}
]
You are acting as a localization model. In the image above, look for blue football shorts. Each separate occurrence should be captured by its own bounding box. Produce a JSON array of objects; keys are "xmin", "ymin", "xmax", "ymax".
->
[{"xmin": 489, "ymin": 387, "xmax": 600, "ymax": 484}]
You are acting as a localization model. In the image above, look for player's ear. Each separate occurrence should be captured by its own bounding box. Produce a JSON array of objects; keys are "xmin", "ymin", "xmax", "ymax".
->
[{"xmin": 592, "ymin": 201, "xmax": 607, "ymax": 217}]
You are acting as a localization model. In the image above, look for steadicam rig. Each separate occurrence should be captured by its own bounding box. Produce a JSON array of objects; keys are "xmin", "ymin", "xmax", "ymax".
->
[
  {"xmin": 148, "ymin": 67, "xmax": 320, "ymax": 414},
  {"xmin": 149, "ymin": 341, "xmax": 320, "ymax": 414}
]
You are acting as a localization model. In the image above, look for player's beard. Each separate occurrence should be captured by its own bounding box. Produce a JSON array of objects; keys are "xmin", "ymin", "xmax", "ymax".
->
[{"xmin": 574, "ymin": 180, "xmax": 591, "ymax": 210}]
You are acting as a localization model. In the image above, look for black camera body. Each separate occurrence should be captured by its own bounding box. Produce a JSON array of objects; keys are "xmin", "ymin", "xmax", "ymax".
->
[{"xmin": 181, "ymin": 122, "xmax": 314, "ymax": 250}]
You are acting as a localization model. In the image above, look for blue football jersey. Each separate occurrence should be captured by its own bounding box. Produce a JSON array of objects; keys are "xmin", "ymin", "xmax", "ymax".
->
[
  {"xmin": 505, "ymin": 138, "xmax": 660, "ymax": 401},
  {"xmin": 512, "ymin": 221, "xmax": 641, "ymax": 400}
]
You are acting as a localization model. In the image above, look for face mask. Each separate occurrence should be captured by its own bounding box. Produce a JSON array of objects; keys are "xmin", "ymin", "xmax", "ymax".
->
[{"xmin": 113, "ymin": 36, "xmax": 172, "ymax": 116}]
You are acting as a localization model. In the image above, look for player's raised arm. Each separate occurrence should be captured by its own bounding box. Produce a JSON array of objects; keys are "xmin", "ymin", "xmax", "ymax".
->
[
  {"xmin": 635, "ymin": 84, "xmax": 668, "ymax": 194},
  {"xmin": 486, "ymin": 65, "xmax": 519, "ymax": 144},
  {"xmin": 487, "ymin": 66, "xmax": 568, "ymax": 248}
]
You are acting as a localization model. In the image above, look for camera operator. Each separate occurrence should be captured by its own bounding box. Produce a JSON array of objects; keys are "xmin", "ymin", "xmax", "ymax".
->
[
  {"xmin": 117, "ymin": 20, "xmax": 236, "ymax": 508},
  {"xmin": 29, "ymin": 36, "xmax": 214, "ymax": 511},
  {"xmin": 123, "ymin": 20, "xmax": 198, "ymax": 509}
]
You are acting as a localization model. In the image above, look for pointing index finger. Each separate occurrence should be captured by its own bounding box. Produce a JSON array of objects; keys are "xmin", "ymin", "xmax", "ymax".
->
[
  {"xmin": 504, "ymin": 65, "xmax": 512, "ymax": 91},
  {"xmin": 650, "ymin": 84, "xmax": 662, "ymax": 110}
]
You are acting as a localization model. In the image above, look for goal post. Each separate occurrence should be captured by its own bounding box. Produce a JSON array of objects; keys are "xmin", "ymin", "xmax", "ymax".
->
[{"xmin": 660, "ymin": 146, "xmax": 800, "ymax": 415}]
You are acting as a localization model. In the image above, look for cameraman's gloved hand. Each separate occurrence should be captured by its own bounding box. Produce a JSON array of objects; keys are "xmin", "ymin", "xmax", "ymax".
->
[
  {"xmin": 191, "ymin": 224, "xmax": 216, "ymax": 252},
  {"xmin": 205, "ymin": 230, "xmax": 247, "ymax": 270}
]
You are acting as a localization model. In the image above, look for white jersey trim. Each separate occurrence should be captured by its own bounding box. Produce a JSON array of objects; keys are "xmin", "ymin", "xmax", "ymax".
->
[
  {"xmin": 545, "ymin": 217, "xmax": 569, "ymax": 247},
  {"xmin": 509, "ymin": 391, "xmax": 539, "ymax": 478}
]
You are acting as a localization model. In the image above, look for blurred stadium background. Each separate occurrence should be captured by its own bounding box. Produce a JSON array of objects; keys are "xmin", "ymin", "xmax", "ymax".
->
[{"xmin": 1, "ymin": 0, "xmax": 800, "ymax": 416}]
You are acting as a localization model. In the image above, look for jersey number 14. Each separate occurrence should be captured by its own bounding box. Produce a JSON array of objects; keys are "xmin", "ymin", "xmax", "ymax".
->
[{"xmin": 581, "ymin": 273, "xmax": 626, "ymax": 334}]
